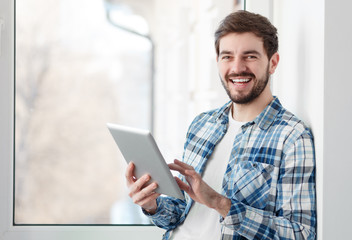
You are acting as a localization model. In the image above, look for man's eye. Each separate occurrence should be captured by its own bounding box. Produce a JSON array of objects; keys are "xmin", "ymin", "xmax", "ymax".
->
[
  {"xmin": 246, "ymin": 55, "xmax": 257, "ymax": 59},
  {"xmin": 222, "ymin": 56, "xmax": 231, "ymax": 60}
]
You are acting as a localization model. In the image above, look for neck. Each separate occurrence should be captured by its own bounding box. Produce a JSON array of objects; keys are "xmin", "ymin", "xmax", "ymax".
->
[{"xmin": 231, "ymin": 87, "xmax": 273, "ymax": 122}]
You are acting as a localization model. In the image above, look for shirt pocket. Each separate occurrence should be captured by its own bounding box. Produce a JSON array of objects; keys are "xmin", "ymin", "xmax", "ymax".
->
[{"xmin": 231, "ymin": 161, "xmax": 274, "ymax": 209}]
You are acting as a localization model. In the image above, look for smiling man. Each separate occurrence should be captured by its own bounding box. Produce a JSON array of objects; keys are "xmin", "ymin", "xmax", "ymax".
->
[{"xmin": 125, "ymin": 11, "xmax": 316, "ymax": 239}]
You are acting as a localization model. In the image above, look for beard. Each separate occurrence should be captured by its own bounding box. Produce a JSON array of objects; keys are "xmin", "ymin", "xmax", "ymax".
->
[{"xmin": 221, "ymin": 65, "xmax": 270, "ymax": 104}]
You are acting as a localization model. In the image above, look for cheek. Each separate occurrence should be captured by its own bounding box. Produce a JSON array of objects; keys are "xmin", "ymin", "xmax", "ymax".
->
[
  {"xmin": 218, "ymin": 63, "xmax": 229, "ymax": 77},
  {"xmin": 248, "ymin": 64, "xmax": 265, "ymax": 77}
]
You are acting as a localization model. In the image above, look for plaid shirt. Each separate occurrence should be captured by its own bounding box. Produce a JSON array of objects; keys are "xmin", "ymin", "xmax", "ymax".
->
[{"xmin": 147, "ymin": 97, "xmax": 316, "ymax": 239}]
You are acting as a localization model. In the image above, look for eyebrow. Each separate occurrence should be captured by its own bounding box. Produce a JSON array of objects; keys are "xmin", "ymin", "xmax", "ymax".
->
[
  {"xmin": 219, "ymin": 50, "xmax": 233, "ymax": 56},
  {"xmin": 243, "ymin": 50, "xmax": 261, "ymax": 56},
  {"xmin": 219, "ymin": 49, "xmax": 262, "ymax": 57}
]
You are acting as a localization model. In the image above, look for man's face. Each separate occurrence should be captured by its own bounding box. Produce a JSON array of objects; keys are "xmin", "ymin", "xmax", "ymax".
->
[{"xmin": 217, "ymin": 32, "xmax": 278, "ymax": 104}]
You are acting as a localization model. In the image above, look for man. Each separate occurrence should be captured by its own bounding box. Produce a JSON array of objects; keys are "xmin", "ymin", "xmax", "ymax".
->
[{"xmin": 125, "ymin": 10, "xmax": 316, "ymax": 239}]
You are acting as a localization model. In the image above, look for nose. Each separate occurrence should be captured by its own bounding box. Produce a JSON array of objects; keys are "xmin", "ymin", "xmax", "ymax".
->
[{"xmin": 230, "ymin": 58, "xmax": 246, "ymax": 74}]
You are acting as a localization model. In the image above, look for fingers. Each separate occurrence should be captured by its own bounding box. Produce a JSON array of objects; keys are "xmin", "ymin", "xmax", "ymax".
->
[
  {"xmin": 169, "ymin": 159, "xmax": 197, "ymax": 177},
  {"xmin": 174, "ymin": 176, "xmax": 191, "ymax": 192},
  {"xmin": 174, "ymin": 159, "xmax": 194, "ymax": 169},
  {"xmin": 129, "ymin": 174, "xmax": 151, "ymax": 194},
  {"xmin": 125, "ymin": 162, "xmax": 136, "ymax": 185},
  {"xmin": 138, "ymin": 192, "xmax": 160, "ymax": 209},
  {"xmin": 130, "ymin": 181, "xmax": 160, "ymax": 211},
  {"xmin": 126, "ymin": 162, "xmax": 156, "ymax": 196},
  {"xmin": 132, "ymin": 182, "xmax": 159, "ymax": 203},
  {"xmin": 168, "ymin": 163, "xmax": 183, "ymax": 172},
  {"xmin": 125, "ymin": 162, "xmax": 159, "ymax": 213},
  {"xmin": 131, "ymin": 181, "xmax": 156, "ymax": 200}
]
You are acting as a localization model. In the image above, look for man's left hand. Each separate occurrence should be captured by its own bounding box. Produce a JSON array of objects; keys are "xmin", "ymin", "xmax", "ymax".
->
[{"xmin": 168, "ymin": 159, "xmax": 231, "ymax": 218}]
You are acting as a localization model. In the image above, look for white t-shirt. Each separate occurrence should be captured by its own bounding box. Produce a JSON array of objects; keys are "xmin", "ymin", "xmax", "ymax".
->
[{"xmin": 171, "ymin": 109, "xmax": 245, "ymax": 240}]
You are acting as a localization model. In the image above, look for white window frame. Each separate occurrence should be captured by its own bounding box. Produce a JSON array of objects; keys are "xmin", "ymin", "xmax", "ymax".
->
[{"xmin": 0, "ymin": 0, "xmax": 163, "ymax": 238}]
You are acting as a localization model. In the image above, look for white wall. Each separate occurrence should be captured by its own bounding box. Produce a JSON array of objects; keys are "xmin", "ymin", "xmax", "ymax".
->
[{"xmin": 323, "ymin": 0, "xmax": 352, "ymax": 238}]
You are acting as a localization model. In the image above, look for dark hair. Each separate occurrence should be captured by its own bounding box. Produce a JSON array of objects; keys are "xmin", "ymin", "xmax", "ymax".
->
[{"xmin": 215, "ymin": 10, "xmax": 278, "ymax": 59}]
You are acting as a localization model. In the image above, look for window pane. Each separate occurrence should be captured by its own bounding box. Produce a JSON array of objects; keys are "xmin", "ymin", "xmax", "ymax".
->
[{"xmin": 15, "ymin": 0, "xmax": 152, "ymax": 224}]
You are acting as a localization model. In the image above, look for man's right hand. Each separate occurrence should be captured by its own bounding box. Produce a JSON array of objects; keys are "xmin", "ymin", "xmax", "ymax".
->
[{"xmin": 125, "ymin": 162, "xmax": 160, "ymax": 214}]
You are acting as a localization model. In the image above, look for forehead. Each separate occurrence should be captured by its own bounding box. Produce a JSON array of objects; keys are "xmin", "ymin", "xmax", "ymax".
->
[{"xmin": 218, "ymin": 32, "xmax": 265, "ymax": 55}]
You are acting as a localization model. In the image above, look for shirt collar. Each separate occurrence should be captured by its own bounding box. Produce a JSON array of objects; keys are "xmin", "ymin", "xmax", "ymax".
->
[
  {"xmin": 212, "ymin": 100, "xmax": 232, "ymax": 124},
  {"xmin": 215, "ymin": 97, "xmax": 282, "ymax": 130},
  {"xmin": 250, "ymin": 96, "xmax": 282, "ymax": 130}
]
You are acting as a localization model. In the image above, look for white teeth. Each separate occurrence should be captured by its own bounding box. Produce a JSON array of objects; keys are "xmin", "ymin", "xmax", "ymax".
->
[{"xmin": 232, "ymin": 78, "xmax": 250, "ymax": 83}]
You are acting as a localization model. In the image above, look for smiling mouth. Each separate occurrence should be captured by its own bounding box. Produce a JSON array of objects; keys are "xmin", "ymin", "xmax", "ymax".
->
[
  {"xmin": 227, "ymin": 72, "xmax": 255, "ymax": 84},
  {"xmin": 230, "ymin": 78, "xmax": 251, "ymax": 84}
]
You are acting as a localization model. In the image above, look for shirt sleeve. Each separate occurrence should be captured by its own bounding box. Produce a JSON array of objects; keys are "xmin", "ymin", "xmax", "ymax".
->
[
  {"xmin": 143, "ymin": 195, "xmax": 187, "ymax": 231},
  {"xmin": 220, "ymin": 130, "xmax": 317, "ymax": 239}
]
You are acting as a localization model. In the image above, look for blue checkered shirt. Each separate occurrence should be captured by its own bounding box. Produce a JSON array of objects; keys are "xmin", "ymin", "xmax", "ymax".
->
[{"xmin": 146, "ymin": 97, "xmax": 316, "ymax": 239}]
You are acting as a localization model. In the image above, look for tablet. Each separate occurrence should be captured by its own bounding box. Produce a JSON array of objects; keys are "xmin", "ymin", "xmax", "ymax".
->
[{"xmin": 107, "ymin": 123, "xmax": 184, "ymax": 200}]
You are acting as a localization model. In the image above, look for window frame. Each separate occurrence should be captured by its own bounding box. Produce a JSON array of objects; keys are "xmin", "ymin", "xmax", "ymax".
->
[{"xmin": 0, "ymin": 0, "xmax": 163, "ymax": 238}]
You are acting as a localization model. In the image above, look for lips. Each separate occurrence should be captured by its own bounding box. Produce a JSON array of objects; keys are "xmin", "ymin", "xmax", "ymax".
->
[
  {"xmin": 226, "ymin": 72, "xmax": 255, "ymax": 85},
  {"xmin": 231, "ymin": 78, "xmax": 251, "ymax": 84}
]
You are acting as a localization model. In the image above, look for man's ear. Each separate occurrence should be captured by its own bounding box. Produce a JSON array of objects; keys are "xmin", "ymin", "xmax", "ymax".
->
[{"xmin": 269, "ymin": 52, "xmax": 279, "ymax": 74}]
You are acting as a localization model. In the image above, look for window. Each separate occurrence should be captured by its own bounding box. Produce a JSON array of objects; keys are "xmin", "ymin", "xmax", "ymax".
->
[
  {"xmin": 14, "ymin": 0, "xmax": 153, "ymax": 225},
  {"xmin": 1, "ymin": 0, "xmax": 244, "ymax": 238},
  {"xmin": 0, "ymin": 0, "xmax": 163, "ymax": 238}
]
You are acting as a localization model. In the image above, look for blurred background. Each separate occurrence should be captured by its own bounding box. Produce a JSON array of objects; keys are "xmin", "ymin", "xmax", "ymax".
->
[{"xmin": 15, "ymin": 0, "xmax": 243, "ymax": 224}]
